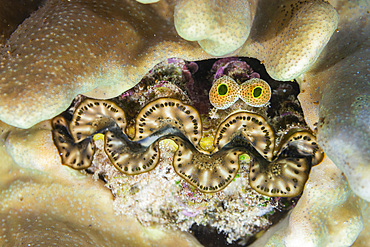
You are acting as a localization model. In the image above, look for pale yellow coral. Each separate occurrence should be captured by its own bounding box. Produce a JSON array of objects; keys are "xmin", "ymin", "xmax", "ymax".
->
[
  {"xmin": 251, "ymin": 156, "xmax": 366, "ymax": 247},
  {"xmin": 0, "ymin": 0, "xmax": 211, "ymax": 129},
  {"xmin": 174, "ymin": 0, "xmax": 257, "ymax": 56},
  {"xmin": 241, "ymin": 0, "xmax": 339, "ymax": 81},
  {"xmin": 0, "ymin": 0, "xmax": 338, "ymax": 129},
  {"xmin": 0, "ymin": 121, "xmax": 202, "ymax": 246},
  {"xmin": 282, "ymin": 158, "xmax": 364, "ymax": 247},
  {"xmin": 248, "ymin": 1, "xmax": 369, "ymax": 245},
  {"xmin": 297, "ymin": 0, "xmax": 370, "ymax": 201},
  {"xmin": 0, "ymin": 0, "xmax": 368, "ymax": 246},
  {"xmin": 136, "ymin": 0, "xmax": 161, "ymax": 3}
]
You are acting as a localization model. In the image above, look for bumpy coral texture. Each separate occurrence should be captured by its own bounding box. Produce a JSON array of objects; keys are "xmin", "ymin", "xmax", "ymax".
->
[
  {"xmin": 174, "ymin": 0, "xmax": 256, "ymax": 56},
  {"xmin": 0, "ymin": 0, "xmax": 337, "ymax": 129},
  {"xmin": 297, "ymin": 0, "xmax": 369, "ymax": 202},
  {"xmin": 0, "ymin": 121, "xmax": 201, "ymax": 246},
  {"xmin": 241, "ymin": 0, "xmax": 339, "ymax": 81},
  {"xmin": 0, "ymin": 0, "xmax": 368, "ymax": 246},
  {"xmin": 0, "ymin": 0, "xmax": 211, "ymax": 129},
  {"xmin": 251, "ymin": 156, "xmax": 366, "ymax": 247}
]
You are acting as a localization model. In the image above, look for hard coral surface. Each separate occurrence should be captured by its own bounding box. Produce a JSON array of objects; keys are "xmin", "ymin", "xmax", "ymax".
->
[
  {"xmin": 298, "ymin": 0, "xmax": 370, "ymax": 201},
  {"xmin": 241, "ymin": 0, "xmax": 339, "ymax": 81},
  {"xmin": 0, "ymin": 0, "xmax": 211, "ymax": 128},
  {"xmin": 0, "ymin": 0, "xmax": 368, "ymax": 246},
  {"xmin": 0, "ymin": 120, "xmax": 202, "ymax": 246},
  {"xmin": 0, "ymin": 0, "xmax": 337, "ymax": 129},
  {"xmin": 251, "ymin": 156, "xmax": 365, "ymax": 247},
  {"xmin": 174, "ymin": 0, "xmax": 257, "ymax": 56}
]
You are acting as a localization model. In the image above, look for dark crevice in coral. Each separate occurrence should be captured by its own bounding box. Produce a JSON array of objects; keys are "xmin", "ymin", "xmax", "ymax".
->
[
  {"xmin": 190, "ymin": 195, "xmax": 300, "ymax": 247},
  {"xmin": 56, "ymin": 56, "xmax": 317, "ymax": 247},
  {"xmin": 190, "ymin": 224, "xmax": 241, "ymax": 247},
  {"xmin": 0, "ymin": 0, "xmax": 45, "ymax": 47}
]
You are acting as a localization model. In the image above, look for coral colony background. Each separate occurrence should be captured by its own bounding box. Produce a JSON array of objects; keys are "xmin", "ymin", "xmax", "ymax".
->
[{"xmin": 0, "ymin": 1, "xmax": 368, "ymax": 247}]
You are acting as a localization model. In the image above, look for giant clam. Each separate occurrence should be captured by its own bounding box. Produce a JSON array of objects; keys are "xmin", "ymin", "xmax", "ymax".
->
[
  {"xmin": 50, "ymin": 57, "xmax": 324, "ymax": 244},
  {"xmin": 53, "ymin": 83, "xmax": 322, "ymax": 195}
]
